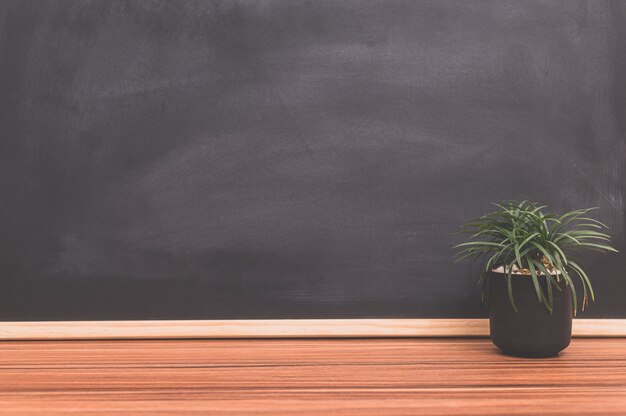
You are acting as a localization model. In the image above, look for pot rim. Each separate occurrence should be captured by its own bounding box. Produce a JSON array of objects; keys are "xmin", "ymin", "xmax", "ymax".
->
[{"xmin": 491, "ymin": 265, "xmax": 561, "ymax": 276}]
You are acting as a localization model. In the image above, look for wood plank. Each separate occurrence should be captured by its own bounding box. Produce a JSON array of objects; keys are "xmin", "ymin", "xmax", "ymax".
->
[
  {"xmin": 0, "ymin": 339, "xmax": 625, "ymax": 415},
  {"xmin": 0, "ymin": 319, "xmax": 625, "ymax": 340}
]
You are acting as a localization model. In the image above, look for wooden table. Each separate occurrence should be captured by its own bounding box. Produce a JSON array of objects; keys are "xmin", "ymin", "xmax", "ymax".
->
[{"xmin": 1, "ymin": 338, "xmax": 625, "ymax": 415}]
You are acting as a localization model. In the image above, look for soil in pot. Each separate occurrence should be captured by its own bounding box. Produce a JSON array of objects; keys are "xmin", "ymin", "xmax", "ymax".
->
[{"xmin": 488, "ymin": 271, "xmax": 573, "ymax": 358}]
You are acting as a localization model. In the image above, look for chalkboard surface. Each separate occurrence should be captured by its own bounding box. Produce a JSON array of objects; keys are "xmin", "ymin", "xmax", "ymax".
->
[{"xmin": 0, "ymin": 0, "xmax": 624, "ymax": 320}]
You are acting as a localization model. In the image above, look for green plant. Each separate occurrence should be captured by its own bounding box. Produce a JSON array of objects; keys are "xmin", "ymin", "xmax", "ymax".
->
[{"xmin": 454, "ymin": 200, "xmax": 617, "ymax": 314}]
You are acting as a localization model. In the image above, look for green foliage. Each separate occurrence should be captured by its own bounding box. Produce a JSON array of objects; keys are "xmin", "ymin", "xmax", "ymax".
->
[{"xmin": 454, "ymin": 201, "xmax": 617, "ymax": 314}]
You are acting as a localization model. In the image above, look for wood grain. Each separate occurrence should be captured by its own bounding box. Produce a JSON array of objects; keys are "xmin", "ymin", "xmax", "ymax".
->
[
  {"xmin": 0, "ymin": 338, "xmax": 625, "ymax": 415},
  {"xmin": 1, "ymin": 319, "xmax": 626, "ymax": 340}
]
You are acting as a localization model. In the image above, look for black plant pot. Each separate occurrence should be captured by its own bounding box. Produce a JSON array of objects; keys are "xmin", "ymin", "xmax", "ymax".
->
[{"xmin": 488, "ymin": 271, "xmax": 573, "ymax": 358}]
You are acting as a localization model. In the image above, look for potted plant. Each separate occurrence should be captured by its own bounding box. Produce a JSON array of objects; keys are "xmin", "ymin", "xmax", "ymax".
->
[{"xmin": 454, "ymin": 201, "xmax": 617, "ymax": 357}]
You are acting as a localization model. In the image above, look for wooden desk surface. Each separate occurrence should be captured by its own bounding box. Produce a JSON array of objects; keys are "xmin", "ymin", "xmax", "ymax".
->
[{"xmin": 0, "ymin": 338, "xmax": 625, "ymax": 415}]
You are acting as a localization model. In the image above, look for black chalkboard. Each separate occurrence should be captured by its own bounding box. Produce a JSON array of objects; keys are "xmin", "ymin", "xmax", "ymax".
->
[{"xmin": 0, "ymin": 0, "xmax": 624, "ymax": 320}]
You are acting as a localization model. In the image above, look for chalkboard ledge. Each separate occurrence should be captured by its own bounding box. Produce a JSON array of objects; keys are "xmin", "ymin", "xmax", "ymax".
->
[{"xmin": 0, "ymin": 319, "xmax": 624, "ymax": 340}]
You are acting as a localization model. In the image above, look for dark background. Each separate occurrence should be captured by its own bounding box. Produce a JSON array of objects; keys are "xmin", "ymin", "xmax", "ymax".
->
[{"xmin": 0, "ymin": 0, "xmax": 624, "ymax": 320}]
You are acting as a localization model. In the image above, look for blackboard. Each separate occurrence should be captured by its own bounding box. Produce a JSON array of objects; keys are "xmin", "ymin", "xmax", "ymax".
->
[{"xmin": 0, "ymin": 0, "xmax": 624, "ymax": 321}]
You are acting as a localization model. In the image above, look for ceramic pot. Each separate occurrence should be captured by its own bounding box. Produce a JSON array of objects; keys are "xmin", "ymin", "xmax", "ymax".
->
[{"xmin": 488, "ymin": 271, "xmax": 573, "ymax": 357}]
